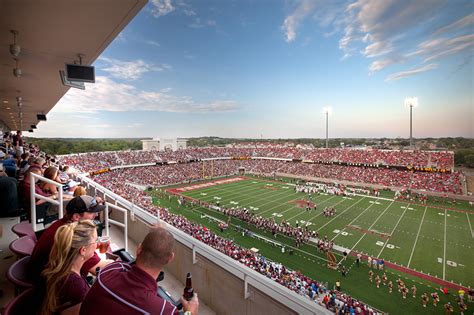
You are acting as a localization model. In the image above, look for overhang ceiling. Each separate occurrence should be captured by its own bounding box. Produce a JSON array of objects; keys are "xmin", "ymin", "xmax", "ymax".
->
[{"xmin": 0, "ymin": 0, "xmax": 147, "ymax": 132}]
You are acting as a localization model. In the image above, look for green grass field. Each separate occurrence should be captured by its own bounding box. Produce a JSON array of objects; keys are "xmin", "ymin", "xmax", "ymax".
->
[{"xmin": 153, "ymin": 175, "xmax": 473, "ymax": 314}]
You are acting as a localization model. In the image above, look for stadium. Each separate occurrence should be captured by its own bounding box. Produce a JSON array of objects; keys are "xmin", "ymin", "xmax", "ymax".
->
[{"xmin": 0, "ymin": 1, "xmax": 473, "ymax": 315}]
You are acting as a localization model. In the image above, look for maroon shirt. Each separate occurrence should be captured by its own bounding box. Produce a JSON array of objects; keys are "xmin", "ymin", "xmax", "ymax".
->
[
  {"xmin": 80, "ymin": 262, "xmax": 178, "ymax": 315},
  {"xmin": 19, "ymin": 180, "xmax": 49, "ymax": 202},
  {"xmin": 57, "ymin": 272, "xmax": 90, "ymax": 311},
  {"xmin": 29, "ymin": 218, "xmax": 100, "ymax": 283}
]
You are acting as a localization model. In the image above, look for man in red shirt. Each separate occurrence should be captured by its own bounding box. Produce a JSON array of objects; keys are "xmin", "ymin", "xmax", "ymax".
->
[
  {"xmin": 80, "ymin": 225, "xmax": 199, "ymax": 315},
  {"xmin": 28, "ymin": 195, "xmax": 114, "ymax": 283}
]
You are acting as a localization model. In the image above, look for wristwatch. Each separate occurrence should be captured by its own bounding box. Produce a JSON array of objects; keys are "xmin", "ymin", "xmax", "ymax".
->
[{"xmin": 184, "ymin": 312, "xmax": 192, "ymax": 315}]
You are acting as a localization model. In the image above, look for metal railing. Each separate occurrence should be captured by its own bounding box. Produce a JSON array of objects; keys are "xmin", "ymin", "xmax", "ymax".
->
[
  {"xmin": 104, "ymin": 202, "xmax": 128, "ymax": 252},
  {"xmin": 30, "ymin": 172, "xmax": 64, "ymax": 231}
]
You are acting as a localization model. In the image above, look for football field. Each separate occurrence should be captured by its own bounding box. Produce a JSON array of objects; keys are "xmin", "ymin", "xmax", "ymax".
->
[{"xmin": 171, "ymin": 176, "xmax": 473, "ymax": 288}]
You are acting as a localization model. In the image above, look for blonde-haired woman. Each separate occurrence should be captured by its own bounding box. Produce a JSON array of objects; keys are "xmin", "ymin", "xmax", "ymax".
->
[
  {"xmin": 41, "ymin": 220, "xmax": 97, "ymax": 314},
  {"xmin": 73, "ymin": 186, "xmax": 87, "ymax": 197}
]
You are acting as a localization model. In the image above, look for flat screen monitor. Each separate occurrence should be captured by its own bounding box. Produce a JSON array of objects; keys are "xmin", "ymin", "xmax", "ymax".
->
[
  {"xmin": 37, "ymin": 114, "xmax": 47, "ymax": 121},
  {"xmin": 65, "ymin": 64, "xmax": 95, "ymax": 83}
]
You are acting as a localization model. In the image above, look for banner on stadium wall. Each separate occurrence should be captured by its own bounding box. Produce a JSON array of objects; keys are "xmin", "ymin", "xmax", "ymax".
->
[
  {"xmin": 406, "ymin": 166, "xmax": 450, "ymax": 173},
  {"xmin": 232, "ymin": 156, "xmax": 250, "ymax": 160},
  {"xmin": 89, "ymin": 168, "xmax": 110, "ymax": 176}
]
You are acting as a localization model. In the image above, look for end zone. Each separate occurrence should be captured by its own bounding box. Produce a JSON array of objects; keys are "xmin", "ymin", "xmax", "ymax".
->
[{"xmin": 166, "ymin": 176, "xmax": 247, "ymax": 194}]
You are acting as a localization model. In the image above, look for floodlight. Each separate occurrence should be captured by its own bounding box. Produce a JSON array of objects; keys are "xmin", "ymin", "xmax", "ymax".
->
[
  {"xmin": 31, "ymin": 124, "xmax": 37, "ymax": 129},
  {"xmin": 323, "ymin": 106, "xmax": 332, "ymax": 148},
  {"xmin": 404, "ymin": 97, "xmax": 418, "ymax": 149},
  {"xmin": 323, "ymin": 106, "xmax": 332, "ymax": 115},
  {"xmin": 404, "ymin": 97, "xmax": 418, "ymax": 108},
  {"xmin": 37, "ymin": 114, "xmax": 47, "ymax": 121}
]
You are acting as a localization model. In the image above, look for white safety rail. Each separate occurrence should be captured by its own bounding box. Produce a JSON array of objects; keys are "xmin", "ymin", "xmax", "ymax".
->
[
  {"xmin": 76, "ymin": 174, "xmax": 159, "ymax": 224},
  {"xmin": 73, "ymin": 173, "xmax": 331, "ymax": 314},
  {"xmin": 104, "ymin": 202, "xmax": 128, "ymax": 252},
  {"xmin": 30, "ymin": 172, "xmax": 64, "ymax": 231}
]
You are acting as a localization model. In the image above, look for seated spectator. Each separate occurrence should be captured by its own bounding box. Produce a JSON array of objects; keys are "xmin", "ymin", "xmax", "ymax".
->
[
  {"xmin": 19, "ymin": 167, "xmax": 56, "ymax": 222},
  {"xmin": 28, "ymin": 195, "xmax": 114, "ymax": 284},
  {"xmin": 0, "ymin": 171, "xmax": 19, "ymax": 217},
  {"xmin": 0, "ymin": 153, "xmax": 17, "ymax": 177},
  {"xmin": 41, "ymin": 220, "xmax": 97, "ymax": 314},
  {"xmin": 31, "ymin": 156, "xmax": 46, "ymax": 170},
  {"xmin": 73, "ymin": 186, "xmax": 87, "ymax": 197},
  {"xmin": 18, "ymin": 152, "xmax": 30, "ymax": 172},
  {"xmin": 58, "ymin": 165, "xmax": 71, "ymax": 183},
  {"xmin": 40, "ymin": 166, "xmax": 74, "ymax": 199},
  {"xmin": 80, "ymin": 225, "xmax": 199, "ymax": 315}
]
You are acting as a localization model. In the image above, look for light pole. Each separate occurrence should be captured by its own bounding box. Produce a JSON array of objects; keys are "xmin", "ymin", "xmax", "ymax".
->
[
  {"xmin": 404, "ymin": 97, "xmax": 418, "ymax": 149},
  {"xmin": 323, "ymin": 107, "xmax": 332, "ymax": 148}
]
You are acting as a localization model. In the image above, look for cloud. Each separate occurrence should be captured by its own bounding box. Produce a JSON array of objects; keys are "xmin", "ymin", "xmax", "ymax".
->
[
  {"xmin": 189, "ymin": 18, "xmax": 217, "ymax": 29},
  {"xmin": 433, "ymin": 13, "xmax": 474, "ymax": 35},
  {"xmin": 99, "ymin": 57, "xmax": 171, "ymax": 80},
  {"xmin": 340, "ymin": 0, "xmax": 443, "ymax": 57},
  {"xmin": 385, "ymin": 63, "xmax": 438, "ymax": 81},
  {"xmin": 369, "ymin": 58, "xmax": 398, "ymax": 73},
  {"xmin": 116, "ymin": 31, "xmax": 126, "ymax": 43},
  {"xmin": 183, "ymin": 9, "xmax": 196, "ymax": 16},
  {"xmin": 145, "ymin": 40, "xmax": 160, "ymax": 47},
  {"xmin": 405, "ymin": 34, "xmax": 474, "ymax": 62},
  {"xmin": 329, "ymin": 0, "xmax": 474, "ymax": 79},
  {"xmin": 54, "ymin": 76, "xmax": 241, "ymax": 113},
  {"xmin": 151, "ymin": 0, "xmax": 175, "ymax": 17},
  {"xmin": 282, "ymin": 0, "xmax": 317, "ymax": 42},
  {"xmin": 183, "ymin": 52, "xmax": 196, "ymax": 60}
]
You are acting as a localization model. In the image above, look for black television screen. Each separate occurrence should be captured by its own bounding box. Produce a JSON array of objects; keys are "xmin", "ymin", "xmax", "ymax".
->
[
  {"xmin": 65, "ymin": 64, "xmax": 95, "ymax": 83},
  {"xmin": 37, "ymin": 114, "xmax": 47, "ymax": 121}
]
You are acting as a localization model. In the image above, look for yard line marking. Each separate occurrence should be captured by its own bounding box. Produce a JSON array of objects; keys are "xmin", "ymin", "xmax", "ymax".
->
[
  {"xmin": 257, "ymin": 192, "xmax": 332, "ymax": 216},
  {"xmin": 407, "ymin": 206, "xmax": 428, "ymax": 268},
  {"xmin": 329, "ymin": 198, "xmax": 375, "ymax": 241},
  {"xmin": 315, "ymin": 197, "xmax": 366, "ymax": 233},
  {"xmin": 191, "ymin": 180, "xmax": 267, "ymax": 200},
  {"xmin": 201, "ymin": 180, "xmax": 298, "ymax": 207},
  {"xmin": 443, "ymin": 208, "xmax": 447, "ymax": 280},
  {"xmin": 348, "ymin": 200, "xmax": 394, "ymax": 254},
  {"xmin": 376, "ymin": 203, "xmax": 410, "ymax": 258},
  {"xmin": 466, "ymin": 212, "xmax": 474, "ymax": 239}
]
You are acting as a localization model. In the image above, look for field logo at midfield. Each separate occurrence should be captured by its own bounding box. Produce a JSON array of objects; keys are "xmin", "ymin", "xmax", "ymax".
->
[
  {"xmin": 289, "ymin": 199, "xmax": 316, "ymax": 209},
  {"xmin": 170, "ymin": 177, "xmax": 246, "ymax": 193}
]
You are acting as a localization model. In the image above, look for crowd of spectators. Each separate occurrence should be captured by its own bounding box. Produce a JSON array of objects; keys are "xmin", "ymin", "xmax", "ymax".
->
[
  {"xmin": 85, "ymin": 158, "xmax": 463, "ymax": 195},
  {"xmin": 60, "ymin": 147, "xmax": 455, "ymax": 171}
]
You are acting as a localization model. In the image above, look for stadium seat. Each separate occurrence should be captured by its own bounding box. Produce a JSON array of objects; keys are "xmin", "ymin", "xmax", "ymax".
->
[
  {"xmin": 6, "ymin": 256, "xmax": 33, "ymax": 294},
  {"xmin": 2, "ymin": 287, "xmax": 39, "ymax": 315},
  {"xmin": 9, "ymin": 236, "xmax": 36, "ymax": 259},
  {"xmin": 11, "ymin": 222, "xmax": 37, "ymax": 241},
  {"xmin": 0, "ymin": 176, "xmax": 21, "ymax": 218}
]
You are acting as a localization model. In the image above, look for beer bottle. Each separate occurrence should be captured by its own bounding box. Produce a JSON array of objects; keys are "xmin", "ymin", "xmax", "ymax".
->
[{"xmin": 183, "ymin": 272, "xmax": 194, "ymax": 301}]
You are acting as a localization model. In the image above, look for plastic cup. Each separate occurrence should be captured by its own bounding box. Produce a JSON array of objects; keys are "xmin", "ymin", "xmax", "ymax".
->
[{"xmin": 98, "ymin": 236, "xmax": 110, "ymax": 254}]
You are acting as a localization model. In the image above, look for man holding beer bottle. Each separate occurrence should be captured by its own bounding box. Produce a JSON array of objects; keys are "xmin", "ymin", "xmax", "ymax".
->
[{"xmin": 80, "ymin": 225, "xmax": 199, "ymax": 315}]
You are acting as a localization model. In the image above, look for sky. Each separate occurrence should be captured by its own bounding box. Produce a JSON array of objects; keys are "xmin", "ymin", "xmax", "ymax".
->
[{"xmin": 34, "ymin": 0, "xmax": 473, "ymax": 139}]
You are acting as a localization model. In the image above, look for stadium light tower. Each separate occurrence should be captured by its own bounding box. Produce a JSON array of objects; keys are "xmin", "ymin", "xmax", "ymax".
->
[
  {"xmin": 323, "ymin": 107, "xmax": 332, "ymax": 148},
  {"xmin": 404, "ymin": 97, "xmax": 418, "ymax": 149}
]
